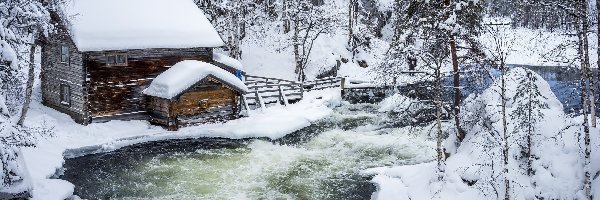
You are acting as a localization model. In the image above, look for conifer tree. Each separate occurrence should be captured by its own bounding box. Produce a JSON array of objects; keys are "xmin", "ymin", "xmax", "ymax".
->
[{"xmin": 510, "ymin": 69, "xmax": 549, "ymax": 176}]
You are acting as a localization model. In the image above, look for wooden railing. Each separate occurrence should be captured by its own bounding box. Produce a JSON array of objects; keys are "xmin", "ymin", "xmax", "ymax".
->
[
  {"xmin": 243, "ymin": 75, "xmax": 303, "ymax": 110},
  {"xmin": 242, "ymin": 75, "xmax": 344, "ymax": 111},
  {"xmin": 303, "ymin": 77, "xmax": 343, "ymax": 91}
]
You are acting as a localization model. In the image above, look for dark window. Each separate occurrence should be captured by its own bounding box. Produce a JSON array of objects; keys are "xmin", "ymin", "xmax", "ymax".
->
[
  {"xmin": 106, "ymin": 53, "xmax": 128, "ymax": 66},
  {"xmin": 60, "ymin": 46, "xmax": 69, "ymax": 63},
  {"xmin": 60, "ymin": 84, "xmax": 71, "ymax": 106},
  {"xmin": 408, "ymin": 57, "xmax": 417, "ymax": 71}
]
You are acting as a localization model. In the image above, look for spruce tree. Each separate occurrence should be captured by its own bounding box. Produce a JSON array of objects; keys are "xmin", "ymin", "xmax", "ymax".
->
[{"xmin": 510, "ymin": 68, "xmax": 549, "ymax": 176}]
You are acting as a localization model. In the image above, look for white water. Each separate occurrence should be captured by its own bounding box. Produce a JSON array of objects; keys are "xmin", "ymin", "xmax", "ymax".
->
[{"xmin": 63, "ymin": 105, "xmax": 436, "ymax": 199}]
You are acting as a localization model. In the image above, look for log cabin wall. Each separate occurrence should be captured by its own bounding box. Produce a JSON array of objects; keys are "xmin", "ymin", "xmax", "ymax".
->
[
  {"xmin": 41, "ymin": 24, "xmax": 88, "ymax": 124},
  {"xmin": 174, "ymin": 79, "xmax": 239, "ymax": 125},
  {"xmin": 146, "ymin": 78, "xmax": 240, "ymax": 130},
  {"xmin": 85, "ymin": 48, "xmax": 213, "ymax": 122}
]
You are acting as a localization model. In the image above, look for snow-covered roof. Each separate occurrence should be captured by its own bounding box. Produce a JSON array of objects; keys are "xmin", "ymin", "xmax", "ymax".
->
[
  {"xmin": 62, "ymin": 0, "xmax": 224, "ymax": 52},
  {"xmin": 213, "ymin": 52, "xmax": 244, "ymax": 71},
  {"xmin": 143, "ymin": 60, "xmax": 248, "ymax": 99}
]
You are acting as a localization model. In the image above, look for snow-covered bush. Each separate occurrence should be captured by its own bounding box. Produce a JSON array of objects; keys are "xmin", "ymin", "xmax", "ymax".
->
[
  {"xmin": 454, "ymin": 67, "xmax": 577, "ymax": 199},
  {"xmin": 369, "ymin": 67, "xmax": 584, "ymax": 199}
]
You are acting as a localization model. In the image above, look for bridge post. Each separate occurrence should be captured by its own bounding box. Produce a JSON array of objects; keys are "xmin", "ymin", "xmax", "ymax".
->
[
  {"xmin": 241, "ymin": 95, "xmax": 251, "ymax": 116},
  {"xmin": 255, "ymin": 91, "xmax": 265, "ymax": 111},
  {"xmin": 300, "ymin": 82, "xmax": 304, "ymax": 100},
  {"xmin": 278, "ymin": 84, "xmax": 289, "ymax": 106},
  {"xmin": 340, "ymin": 77, "xmax": 346, "ymax": 96}
]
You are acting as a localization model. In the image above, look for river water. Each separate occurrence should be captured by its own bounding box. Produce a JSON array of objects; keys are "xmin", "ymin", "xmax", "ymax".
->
[{"xmin": 61, "ymin": 104, "xmax": 436, "ymax": 200}]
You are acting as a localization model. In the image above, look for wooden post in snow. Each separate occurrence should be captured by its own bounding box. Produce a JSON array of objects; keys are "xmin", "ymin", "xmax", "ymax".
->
[
  {"xmin": 279, "ymin": 84, "xmax": 289, "ymax": 106},
  {"xmin": 242, "ymin": 95, "xmax": 250, "ymax": 116},
  {"xmin": 255, "ymin": 91, "xmax": 265, "ymax": 111},
  {"xmin": 300, "ymin": 82, "xmax": 305, "ymax": 100},
  {"xmin": 340, "ymin": 77, "xmax": 346, "ymax": 97}
]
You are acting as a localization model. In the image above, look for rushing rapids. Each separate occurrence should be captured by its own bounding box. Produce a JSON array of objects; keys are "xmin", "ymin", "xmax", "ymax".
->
[{"xmin": 61, "ymin": 104, "xmax": 436, "ymax": 199}]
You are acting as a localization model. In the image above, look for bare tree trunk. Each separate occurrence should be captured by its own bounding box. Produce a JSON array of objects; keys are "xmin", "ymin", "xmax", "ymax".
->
[
  {"xmin": 581, "ymin": 0, "xmax": 596, "ymax": 127},
  {"xmin": 527, "ymin": 79, "xmax": 533, "ymax": 176},
  {"xmin": 283, "ymin": 0, "xmax": 290, "ymax": 33},
  {"xmin": 435, "ymin": 65, "xmax": 444, "ymax": 181},
  {"xmin": 443, "ymin": 0, "xmax": 465, "ymax": 143},
  {"xmin": 292, "ymin": 18, "xmax": 303, "ymax": 82},
  {"xmin": 18, "ymin": 44, "xmax": 37, "ymax": 126},
  {"xmin": 348, "ymin": 0, "xmax": 358, "ymax": 59},
  {"xmin": 229, "ymin": 10, "xmax": 241, "ymax": 59},
  {"xmin": 348, "ymin": 0, "xmax": 354, "ymax": 58},
  {"xmin": 500, "ymin": 60, "xmax": 510, "ymax": 200},
  {"xmin": 576, "ymin": 0, "xmax": 592, "ymax": 197},
  {"xmin": 597, "ymin": 0, "xmax": 600, "ymax": 125},
  {"xmin": 450, "ymin": 35, "xmax": 465, "ymax": 142}
]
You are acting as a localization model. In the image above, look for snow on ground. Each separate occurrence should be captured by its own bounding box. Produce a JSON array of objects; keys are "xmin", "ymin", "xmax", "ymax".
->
[
  {"xmin": 21, "ymin": 88, "xmax": 341, "ymax": 199},
  {"xmin": 365, "ymin": 67, "xmax": 599, "ymax": 199}
]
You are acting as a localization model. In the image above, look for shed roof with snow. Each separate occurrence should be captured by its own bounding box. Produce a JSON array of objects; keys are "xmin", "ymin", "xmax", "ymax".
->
[
  {"xmin": 143, "ymin": 60, "xmax": 248, "ymax": 99},
  {"xmin": 213, "ymin": 52, "xmax": 244, "ymax": 71},
  {"xmin": 62, "ymin": 0, "xmax": 224, "ymax": 51}
]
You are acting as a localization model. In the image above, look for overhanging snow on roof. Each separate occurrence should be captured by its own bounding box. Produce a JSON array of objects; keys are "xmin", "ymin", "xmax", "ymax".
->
[
  {"xmin": 143, "ymin": 60, "xmax": 248, "ymax": 99},
  {"xmin": 62, "ymin": 0, "xmax": 224, "ymax": 51},
  {"xmin": 213, "ymin": 52, "xmax": 244, "ymax": 71}
]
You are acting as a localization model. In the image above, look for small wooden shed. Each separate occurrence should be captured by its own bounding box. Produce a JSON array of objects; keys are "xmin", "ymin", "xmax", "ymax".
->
[{"xmin": 143, "ymin": 60, "xmax": 248, "ymax": 130}]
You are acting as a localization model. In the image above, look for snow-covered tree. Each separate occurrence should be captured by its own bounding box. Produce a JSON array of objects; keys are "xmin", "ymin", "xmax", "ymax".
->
[
  {"xmin": 510, "ymin": 69, "xmax": 549, "ymax": 176},
  {"xmin": 0, "ymin": 0, "xmax": 54, "ymax": 194},
  {"xmin": 286, "ymin": 0, "xmax": 340, "ymax": 81},
  {"xmin": 377, "ymin": 0, "xmax": 484, "ymax": 146}
]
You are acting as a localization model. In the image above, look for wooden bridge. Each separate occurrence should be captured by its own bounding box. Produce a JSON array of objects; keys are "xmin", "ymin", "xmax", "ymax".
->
[{"xmin": 242, "ymin": 75, "xmax": 343, "ymax": 111}]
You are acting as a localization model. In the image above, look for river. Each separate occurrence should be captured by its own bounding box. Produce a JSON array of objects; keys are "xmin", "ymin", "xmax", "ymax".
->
[{"xmin": 61, "ymin": 104, "xmax": 436, "ymax": 200}]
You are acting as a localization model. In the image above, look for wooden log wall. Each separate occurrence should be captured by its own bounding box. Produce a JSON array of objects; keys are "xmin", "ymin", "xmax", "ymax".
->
[
  {"xmin": 85, "ymin": 47, "xmax": 213, "ymax": 120},
  {"xmin": 146, "ymin": 79, "xmax": 240, "ymax": 130},
  {"xmin": 41, "ymin": 22, "xmax": 88, "ymax": 123}
]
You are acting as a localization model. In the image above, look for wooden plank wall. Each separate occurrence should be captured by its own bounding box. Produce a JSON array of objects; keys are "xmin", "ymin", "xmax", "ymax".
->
[
  {"xmin": 41, "ymin": 23, "xmax": 88, "ymax": 123},
  {"xmin": 85, "ymin": 48, "xmax": 213, "ymax": 120},
  {"xmin": 146, "ymin": 80, "xmax": 240, "ymax": 130}
]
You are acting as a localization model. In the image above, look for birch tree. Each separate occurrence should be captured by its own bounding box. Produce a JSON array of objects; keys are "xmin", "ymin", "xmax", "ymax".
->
[
  {"xmin": 348, "ymin": 0, "xmax": 359, "ymax": 58},
  {"xmin": 287, "ymin": 0, "xmax": 338, "ymax": 82},
  {"xmin": 575, "ymin": 0, "xmax": 592, "ymax": 198},
  {"xmin": 481, "ymin": 20, "xmax": 516, "ymax": 200}
]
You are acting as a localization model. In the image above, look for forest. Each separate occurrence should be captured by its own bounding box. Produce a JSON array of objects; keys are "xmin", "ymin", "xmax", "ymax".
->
[{"xmin": 1, "ymin": 0, "xmax": 600, "ymax": 199}]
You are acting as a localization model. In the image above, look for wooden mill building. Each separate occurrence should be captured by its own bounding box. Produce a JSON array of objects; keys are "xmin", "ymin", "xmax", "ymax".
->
[{"xmin": 40, "ymin": 0, "xmax": 247, "ymax": 129}]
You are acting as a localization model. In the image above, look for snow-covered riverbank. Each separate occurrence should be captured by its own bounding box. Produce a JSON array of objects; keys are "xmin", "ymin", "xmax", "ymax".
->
[
  {"xmin": 21, "ymin": 88, "xmax": 341, "ymax": 199},
  {"xmin": 365, "ymin": 68, "xmax": 600, "ymax": 200}
]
